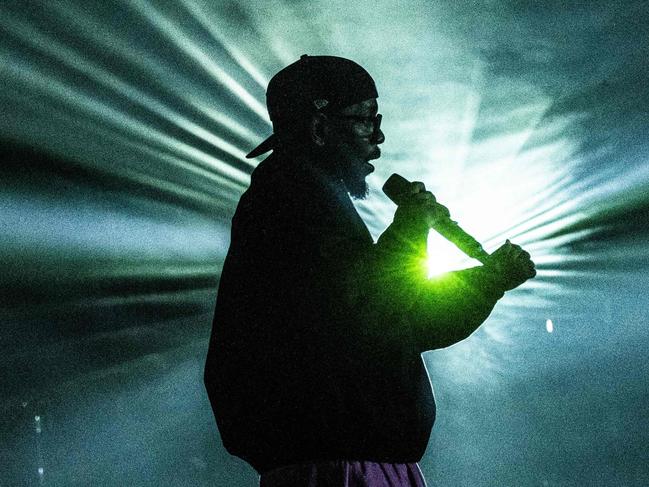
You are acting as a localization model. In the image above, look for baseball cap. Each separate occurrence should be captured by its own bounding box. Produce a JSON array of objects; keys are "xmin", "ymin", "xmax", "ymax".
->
[{"xmin": 246, "ymin": 54, "xmax": 378, "ymax": 158}]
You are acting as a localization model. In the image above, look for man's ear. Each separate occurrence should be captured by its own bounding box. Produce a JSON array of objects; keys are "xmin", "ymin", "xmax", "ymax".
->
[{"xmin": 310, "ymin": 112, "xmax": 329, "ymax": 146}]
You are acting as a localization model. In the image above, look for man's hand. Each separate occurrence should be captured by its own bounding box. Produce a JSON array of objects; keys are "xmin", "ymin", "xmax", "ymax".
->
[
  {"xmin": 392, "ymin": 181, "xmax": 451, "ymax": 230},
  {"xmin": 486, "ymin": 240, "xmax": 536, "ymax": 291}
]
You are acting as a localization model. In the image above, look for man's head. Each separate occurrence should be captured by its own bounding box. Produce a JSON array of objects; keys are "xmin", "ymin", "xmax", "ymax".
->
[{"xmin": 247, "ymin": 55, "xmax": 385, "ymax": 199}]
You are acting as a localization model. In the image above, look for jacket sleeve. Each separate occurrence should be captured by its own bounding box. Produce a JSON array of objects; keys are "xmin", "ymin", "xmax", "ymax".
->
[{"xmin": 322, "ymin": 214, "xmax": 509, "ymax": 355}]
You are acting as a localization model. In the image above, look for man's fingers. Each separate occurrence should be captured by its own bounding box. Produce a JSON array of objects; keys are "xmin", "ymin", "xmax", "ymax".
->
[
  {"xmin": 519, "ymin": 258, "xmax": 536, "ymax": 278},
  {"xmin": 414, "ymin": 196, "xmax": 450, "ymax": 220},
  {"xmin": 504, "ymin": 242, "xmax": 532, "ymax": 261},
  {"xmin": 412, "ymin": 191, "xmax": 436, "ymax": 203},
  {"xmin": 520, "ymin": 265, "xmax": 536, "ymax": 280},
  {"xmin": 410, "ymin": 181, "xmax": 426, "ymax": 194},
  {"xmin": 404, "ymin": 184, "xmax": 453, "ymax": 222}
]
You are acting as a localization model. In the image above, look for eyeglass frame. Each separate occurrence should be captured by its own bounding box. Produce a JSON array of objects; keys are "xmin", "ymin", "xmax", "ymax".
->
[{"xmin": 327, "ymin": 113, "xmax": 383, "ymax": 138}]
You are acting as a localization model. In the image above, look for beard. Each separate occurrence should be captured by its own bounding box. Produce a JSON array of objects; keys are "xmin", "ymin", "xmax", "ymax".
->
[
  {"xmin": 317, "ymin": 140, "xmax": 374, "ymax": 200},
  {"xmin": 331, "ymin": 150, "xmax": 371, "ymax": 200},
  {"xmin": 342, "ymin": 160, "xmax": 370, "ymax": 200}
]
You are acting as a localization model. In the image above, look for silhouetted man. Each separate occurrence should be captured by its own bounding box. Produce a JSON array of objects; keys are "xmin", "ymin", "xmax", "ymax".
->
[{"xmin": 204, "ymin": 55, "xmax": 535, "ymax": 486}]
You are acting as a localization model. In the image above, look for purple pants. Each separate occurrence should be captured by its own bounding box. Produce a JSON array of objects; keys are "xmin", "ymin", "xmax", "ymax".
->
[{"xmin": 259, "ymin": 461, "xmax": 427, "ymax": 487}]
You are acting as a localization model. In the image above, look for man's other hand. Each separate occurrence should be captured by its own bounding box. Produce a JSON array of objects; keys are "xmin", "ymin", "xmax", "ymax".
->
[{"xmin": 486, "ymin": 240, "xmax": 536, "ymax": 291}]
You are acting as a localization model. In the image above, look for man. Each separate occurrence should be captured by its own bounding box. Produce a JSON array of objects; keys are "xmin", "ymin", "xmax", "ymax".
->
[{"xmin": 204, "ymin": 55, "xmax": 535, "ymax": 486}]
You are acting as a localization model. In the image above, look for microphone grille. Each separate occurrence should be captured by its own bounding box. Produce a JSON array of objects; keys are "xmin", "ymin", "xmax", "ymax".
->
[{"xmin": 382, "ymin": 173, "xmax": 410, "ymax": 205}]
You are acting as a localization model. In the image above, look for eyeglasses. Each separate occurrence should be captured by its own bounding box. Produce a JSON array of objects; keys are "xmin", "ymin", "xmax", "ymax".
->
[{"xmin": 329, "ymin": 113, "xmax": 382, "ymax": 137}]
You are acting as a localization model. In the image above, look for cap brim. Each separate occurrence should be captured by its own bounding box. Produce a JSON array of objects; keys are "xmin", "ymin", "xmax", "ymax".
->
[{"xmin": 246, "ymin": 134, "xmax": 276, "ymax": 159}]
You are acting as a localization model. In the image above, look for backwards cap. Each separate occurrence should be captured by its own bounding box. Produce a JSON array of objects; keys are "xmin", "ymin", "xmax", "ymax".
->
[{"xmin": 246, "ymin": 54, "xmax": 378, "ymax": 158}]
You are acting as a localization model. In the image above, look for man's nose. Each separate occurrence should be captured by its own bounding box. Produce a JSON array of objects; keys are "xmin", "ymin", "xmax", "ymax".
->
[
  {"xmin": 372, "ymin": 128, "xmax": 385, "ymax": 145},
  {"xmin": 371, "ymin": 114, "xmax": 385, "ymax": 144}
]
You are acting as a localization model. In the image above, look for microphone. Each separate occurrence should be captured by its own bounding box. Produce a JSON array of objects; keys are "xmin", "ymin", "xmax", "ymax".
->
[{"xmin": 382, "ymin": 173, "xmax": 491, "ymax": 264}]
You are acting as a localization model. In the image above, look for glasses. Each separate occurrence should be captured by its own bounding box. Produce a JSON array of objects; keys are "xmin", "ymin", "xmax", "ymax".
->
[{"xmin": 329, "ymin": 113, "xmax": 382, "ymax": 137}]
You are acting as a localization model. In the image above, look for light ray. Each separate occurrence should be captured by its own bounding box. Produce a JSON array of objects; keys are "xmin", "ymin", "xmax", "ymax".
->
[
  {"xmin": 1, "ymin": 52, "xmax": 250, "ymax": 186},
  {"xmin": 177, "ymin": 0, "xmax": 270, "ymax": 89},
  {"xmin": 1, "ymin": 14, "xmax": 254, "ymax": 168},
  {"xmin": 129, "ymin": 0, "xmax": 269, "ymax": 122},
  {"xmin": 1, "ymin": 2, "xmax": 648, "ymax": 487}
]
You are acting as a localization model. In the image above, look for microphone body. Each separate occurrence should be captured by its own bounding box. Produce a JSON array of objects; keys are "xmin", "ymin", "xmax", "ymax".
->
[{"xmin": 382, "ymin": 173, "xmax": 491, "ymax": 264}]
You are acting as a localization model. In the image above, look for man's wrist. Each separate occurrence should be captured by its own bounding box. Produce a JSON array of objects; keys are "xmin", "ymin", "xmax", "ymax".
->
[{"xmin": 480, "ymin": 263, "xmax": 511, "ymax": 295}]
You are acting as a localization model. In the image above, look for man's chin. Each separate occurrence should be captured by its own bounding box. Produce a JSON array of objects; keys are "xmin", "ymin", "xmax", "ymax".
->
[
  {"xmin": 349, "ymin": 185, "xmax": 369, "ymax": 200},
  {"xmin": 337, "ymin": 156, "xmax": 375, "ymax": 199},
  {"xmin": 346, "ymin": 175, "xmax": 369, "ymax": 200}
]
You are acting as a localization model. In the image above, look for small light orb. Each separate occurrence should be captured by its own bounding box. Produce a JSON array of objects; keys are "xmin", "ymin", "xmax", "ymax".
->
[{"xmin": 546, "ymin": 319, "xmax": 554, "ymax": 333}]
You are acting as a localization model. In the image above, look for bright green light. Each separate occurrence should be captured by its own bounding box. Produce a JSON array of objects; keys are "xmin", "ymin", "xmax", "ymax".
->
[{"xmin": 426, "ymin": 230, "xmax": 481, "ymax": 278}]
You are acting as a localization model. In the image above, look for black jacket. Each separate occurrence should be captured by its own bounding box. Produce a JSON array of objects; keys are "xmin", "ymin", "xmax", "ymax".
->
[{"xmin": 204, "ymin": 151, "xmax": 506, "ymax": 473}]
